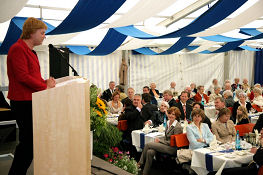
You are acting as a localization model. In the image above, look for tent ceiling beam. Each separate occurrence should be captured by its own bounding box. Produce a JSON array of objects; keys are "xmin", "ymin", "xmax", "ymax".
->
[{"xmin": 157, "ymin": 0, "xmax": 216, "ymax": 27}]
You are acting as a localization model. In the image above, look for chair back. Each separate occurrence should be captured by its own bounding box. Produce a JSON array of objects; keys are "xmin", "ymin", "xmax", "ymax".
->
[
  {"xmin": 258, "ymin": 165, "xmax": 263, "ymax": 175},
  {"xmin": 252, "ymin": 104, "xmax": 263, "ymax": 112},
  {"xmin": 235, "ymin": 123, "xmax": 255, "ymax": 136},
  {"xmin": 117, "ymin": 120, "xmax": 128, "ymax": 131},
  {"xmin": 170, "ymin": 133, "xmax": 189, "ymax": 148}
]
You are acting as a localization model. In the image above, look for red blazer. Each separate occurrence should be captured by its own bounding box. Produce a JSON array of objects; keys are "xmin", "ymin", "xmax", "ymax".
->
[
  {"xmin": 7, "ymin": 39, "xmax": 47, "ymax": 101},
  {"xmin": 194, "ymin": 92, "xmax": 209, "ymax": 103}
]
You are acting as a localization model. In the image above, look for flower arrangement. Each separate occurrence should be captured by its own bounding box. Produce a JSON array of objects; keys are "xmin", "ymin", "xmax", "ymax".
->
[
  {"xmin": 104, "ymin": 147, "xmax": 138, "ymax": 175},
  {"xmin": 90, "ymin": 85, "xmax": 122, "ymax": 157}
]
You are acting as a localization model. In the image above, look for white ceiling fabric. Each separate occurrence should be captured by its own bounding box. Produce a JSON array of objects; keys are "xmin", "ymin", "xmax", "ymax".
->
[
  {"xmin": 0, "ymin": 0, "xmax": 29, "ymax": 23},
  {"xmin": 104, "ymin": 0, "xmax": 177, "ymax": 28},
  {"xmin": 188, "ymin": 41, "xmax": 217, "ymax": 53},
  {"xmin": 190, "ymin": 0, "xmax": 263, "ymax": 37}
]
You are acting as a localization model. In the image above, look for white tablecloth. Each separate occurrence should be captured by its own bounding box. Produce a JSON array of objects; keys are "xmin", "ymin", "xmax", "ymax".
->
[
  {"xmin": 191, "ymin": 148, "xmax": 253, "ymax": 175},
  {"xmin": 131, "ymin": 130, "xmax": 165, "ymax": 152}
]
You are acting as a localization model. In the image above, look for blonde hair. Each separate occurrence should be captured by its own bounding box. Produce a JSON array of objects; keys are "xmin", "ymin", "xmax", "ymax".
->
[
  {"xmin": 20, "ymin": 17, "xmax": 47, "ymax": 39},
  {"xmin": 237, "ymin": 106, "xmax": 249, "ymax": 123}
]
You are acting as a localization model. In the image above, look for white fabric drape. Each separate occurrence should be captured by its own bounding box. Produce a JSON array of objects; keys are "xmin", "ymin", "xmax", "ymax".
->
[
  {"xmin": 42, "ymin": 33, "xmax": 79, "ymax": 45},
  {"xmin": 129, "ymin": 52, "xmax": 225, "ymax": 94},
  {"xmin": 69, "ymin": 51, "xmax": 122, "ymax": 91},
  {"xmin": 191, "ymin": 0, "xmax": 263, "ymax": 37},
  {"xmin": 105, "ymin": 0, "xmax": 178, "ymax": 28},
  {"xmin": 118, "ymin": 38, "xmax": 153, "ymax": 50},
  {"xmin": 227, "ymin": 50, "xmax": 255, "ymax": 85},
  {"xmin": 0, "ymin": 0, "xmax": 28, "ymax": 23}
]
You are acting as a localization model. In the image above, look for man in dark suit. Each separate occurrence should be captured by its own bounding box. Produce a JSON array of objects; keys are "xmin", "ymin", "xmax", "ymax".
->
[
  {"xmin": 101, "ymin": 81, "xmax": 115, "ymax": 102},
  {"xmin": 175, "ymin": 91, "xmax": 192, "ymax": 121},
  {"xmin": 143, "ymin": 86, "xmax": 157, "ymax": 105},
  {"xmin": 141, "ymin": 93, "xmax": 158, "ymax": 125},
  {"xmin": 119, "ymin": 94, "xmax": 144, "ymax": 141},
  {"xmin": 253, "ymin": 114, "xmax": 263, "ymax": 133},
  {"xmin": 163, "ymin": 90, "xmax": 177, "ymax": 107}
]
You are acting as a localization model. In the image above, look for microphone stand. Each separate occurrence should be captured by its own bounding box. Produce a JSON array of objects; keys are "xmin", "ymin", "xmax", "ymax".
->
[{"xmin": 53, "ymin": 47, "xmax": 79, "ymax": 76}]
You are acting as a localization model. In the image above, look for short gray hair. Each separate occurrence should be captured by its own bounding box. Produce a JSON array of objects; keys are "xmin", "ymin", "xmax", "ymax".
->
[
  {"xmin": 253, "ymin": 87, "xmax": 262, "ymax": 95},
  {"xmin": 214, "ymin": 86, "xmax": 221, "ymax": 91},
  {"xmin": 223, "ymin": 90, "xmax": 233, "ymax": 97},
  {"xmin": 239, "ymin": 92, "xmax": 247, "ymax": 98},
  {"xmin": 160, "ymin": 101, "xmax": 169, "ymax": 108},
  {"xmin": 235, "ymin": 89, "xmax": 244, "ymax": 97}
]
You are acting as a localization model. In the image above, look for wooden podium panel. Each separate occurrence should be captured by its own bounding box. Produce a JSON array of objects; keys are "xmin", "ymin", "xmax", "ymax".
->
[{"xmin": 32, "ymin": 77, "xmax": 90, "ymax": 175}]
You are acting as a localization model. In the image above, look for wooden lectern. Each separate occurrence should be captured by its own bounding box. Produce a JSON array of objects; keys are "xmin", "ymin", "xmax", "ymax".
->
[{"xmin": 32, "ymin": 76, "xmax": 91, "ymax": 175}]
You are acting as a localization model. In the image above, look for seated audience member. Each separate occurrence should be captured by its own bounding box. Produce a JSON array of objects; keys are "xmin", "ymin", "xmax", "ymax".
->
[
  {"xmin": 143, "ymin": 86, "xmax": 157, "ymax": 105},
  {"xmin": 232, "ymin": 92, "xmax": 252, "ymax": 122},
  {"xmin": 207, "ymin": 78, "xmax": 219, "ymax": 95},
  {"xmin": 115, "ymin": 85, "xmax": 127, "ymax": 101},
  {"xmin": 236, "ymin": 106, "xmax": 249, "ymax": 125},
  {"xmin": 138, "ymin": 107, "xmax": 183, "ymax": 175},
  {"xmin": 192, "ymin": 102, "xmax": 211, "ymax": 129},
  {"xmin": 231, "ymin": 78, "xmax": 242, "ymax": 91},
  {"xmin": 169, "ymin": 81, "xmax": 179, "ymax": 97},
  {"xmin": 121, "ymin": 87, "xmax": 134, "ymax": 108},
  {"xmin": 249, "ymin": 84, "xmax": 262, "ymax": 101},
  {"xmin": 253, "ymin": 113, "xmax": 263, "ymax": 132},
  {"xmin": 251, "ymin": 87, "xmax": 263, "ymax": 110},
  {"xmin": 163, "ymin": 90, "xmax": 177, "ymax": 107},
  {"xmin": 101, "ymin": 81, "xmax": 115, "ymax": 102},
  {"xmin": 107, "ymin": 91, "xmax": 123, "ymax": 115},
  {"xmin": 220, "ymin": 82, "xmax": 232, "ymax": 95},
  {"xmin": 151, "ymin": 101, "xmax": 169, "ymax": 127},
  {"xmin": 118, "ymin": 94, "xmax": 144, "ymax": 141},
  {"xmin": 242, "ymin": 78, "xmax": 250, "ymax": 94},
  {"xmin": 184, "ymin": 86, "xmax": 195, "ymax": 104},
  {"xmin": 209, "ymin": 86, "xmax": 222, "ymax": 103},
  {"xmin": 190, "ymin": 83, "xmax": 197, "ymax": 95},
  {"xmin": 141, "ymin": 93, "xmax": 158, "ymax": 124},
  {"xmin": 194, "ymin": 85, "xmax": 209, "ymax": 104},
  {"xmin": 214, "ymin": 97, "xmax": 226, "ymax": 111},
  {"xmin": 149, "ymin": 82, "xmax": 160, "ymax": 98},
  {"xmin": 208, "ymin": 129, "xmax": 263, "ymax": 175},
  {"xmin": 175, "ymin": 91, "xmax": 192, "ymax": 121},
  {"xmin": 186, "ymin": 109, "xmax": 214, "ymax": 150},
  {"xmin": 223, "ymin": 90, "xmax": 235, "ymax": 107},
  {"xmin": 212, "ymin": 108, "xmax": 236, "ymax": 143},
  {"xmin": 234, "ymin": 89, "xmax": 244, "ymax": 102}
]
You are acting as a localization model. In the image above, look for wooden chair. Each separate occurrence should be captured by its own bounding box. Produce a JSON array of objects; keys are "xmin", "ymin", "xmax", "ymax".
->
[
  {"xmin": 117, "ymin": 120, "xmax": 128, "ymax": 131},
  {"xmin": 170, "ymin": 133, "xmax": 189, "ymax": 148},
  {"xmin": 235, "ymin": 123, "xmax": 255, "ymax": 137}
]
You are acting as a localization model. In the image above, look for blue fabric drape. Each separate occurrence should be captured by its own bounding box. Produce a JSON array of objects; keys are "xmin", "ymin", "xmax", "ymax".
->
[
  {"xmin": 67, "ymin": 28, "xmax": 127, "ymax": 56},
  {"xmin": 254, "ymin": 49, "xmax": 263, "ymax": 84},
  {"xmin": 133, "ymin": 37, "xmax": 195, "ymax": 55},
  {"xmin": 47, "ymin": 0, "xmax": 126, "ymax": 35},
  {"xmin": 239, "ymin": 28, "xmax": 262, "ymax": 36},
  {"xmin": 239, "ymin": 46, "xmax": 259, "ymax": 51},
  {"xmin": 114, "ymin": 0, "xmax": 248, "ymax": 39}
]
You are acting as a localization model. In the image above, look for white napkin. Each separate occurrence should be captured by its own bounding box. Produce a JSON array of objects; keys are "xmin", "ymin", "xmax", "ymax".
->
[
  {"xmin": 142, "ymin": 123, "xmax": 150, "ymax": 134},
  {"xmin": 209, "ymin": 135, "xmax": 219, "ymax": 150},
  {"xmin": 158, "ymin": 124, "xmax": 165, "ymax": 133}
]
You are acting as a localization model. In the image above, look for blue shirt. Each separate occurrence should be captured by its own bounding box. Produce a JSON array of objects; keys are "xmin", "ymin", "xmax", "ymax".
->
[{"xmin": 186, "ymin": 123, "xmax": 214, "ymax": 150}]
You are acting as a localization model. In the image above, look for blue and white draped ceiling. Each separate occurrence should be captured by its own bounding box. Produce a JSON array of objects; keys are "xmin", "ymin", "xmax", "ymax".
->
[{"xmin": 0, "ymin": 0, "xmax": 262, "ymax": 55}]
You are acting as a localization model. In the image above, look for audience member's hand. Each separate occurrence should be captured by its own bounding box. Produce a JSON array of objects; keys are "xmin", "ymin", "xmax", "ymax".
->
[
  {"xmin": 144, "ymin": 120, "xmax": 151, "ymax": 126},
  {"xmin": 154, "ymin": 138, "xmax": 160, "ymax": 143},
  {"xmin": 46, "ymin": 77, "xmax": 56, "ymax": 89},
  {"xmin": 197, "ymin": 138, "xmax": 203, "ymax": 143},
  {"xmin": 137, "ymin": 102, "xmax": 143, "ymax": 109}
]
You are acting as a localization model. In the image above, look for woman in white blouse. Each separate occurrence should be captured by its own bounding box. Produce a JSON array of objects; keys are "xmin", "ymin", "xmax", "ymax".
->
[
  {"xmin": 252, "ymin": 87, "xmax": 263, "ymax": 109},
  {"xmin": 107, "ymin": 91, "xmax": 123, "ymax": 115},
  {"xmin": 186, "ymin": 109, "xmax": 214, "ymax": 150}
]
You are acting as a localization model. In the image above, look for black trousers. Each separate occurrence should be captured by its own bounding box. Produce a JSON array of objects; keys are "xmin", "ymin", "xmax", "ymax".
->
[{"xmin": 8, "ymin": 100, "xmax": 33, "ymax": 175}]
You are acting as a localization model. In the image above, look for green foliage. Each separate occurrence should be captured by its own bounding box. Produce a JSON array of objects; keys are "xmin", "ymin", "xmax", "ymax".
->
[{"xmin": 90, "ymin": 85, "xmax": 122, "ymax": 157}]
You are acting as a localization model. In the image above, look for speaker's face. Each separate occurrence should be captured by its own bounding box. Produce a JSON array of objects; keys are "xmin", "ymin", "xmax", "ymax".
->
[{"xmin": 31, "ymin": 28, "xmax": 46, "ymax": 46}]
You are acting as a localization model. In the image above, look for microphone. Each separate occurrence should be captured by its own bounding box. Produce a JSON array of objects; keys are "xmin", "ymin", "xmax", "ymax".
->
[
  {"xmin": 48, "ymin": 44, "xmax": 65, "ymax": 53},
  {"xmin": 48, "ymin": 44, "xmax": 79, "ymax": 76}
]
